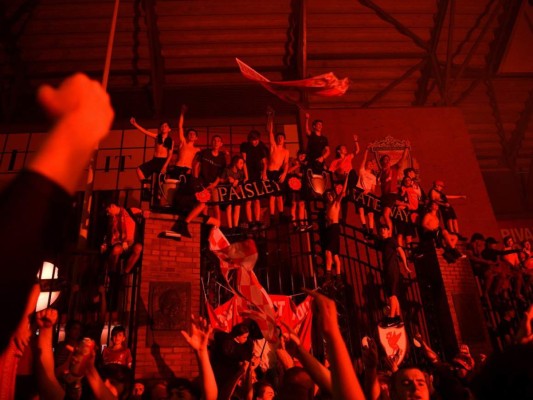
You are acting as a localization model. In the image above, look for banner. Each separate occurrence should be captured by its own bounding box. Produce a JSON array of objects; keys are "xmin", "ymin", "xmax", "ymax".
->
[
  {"xmin": 349, "ymin": 188, "xmax": 410, "ymax": 223},
  {"xmin": 211, "ymin": 180, "xmax": 284, "ymax": 205},
  {"xmin": 236, "ymin": 58, "xmax": 349, "ymax": 104}
]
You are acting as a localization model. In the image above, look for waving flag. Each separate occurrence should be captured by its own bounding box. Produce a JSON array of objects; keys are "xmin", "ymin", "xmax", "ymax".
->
[{"xmin": 236, "ymin": 58, "xmax": 350, "ymax": 104}]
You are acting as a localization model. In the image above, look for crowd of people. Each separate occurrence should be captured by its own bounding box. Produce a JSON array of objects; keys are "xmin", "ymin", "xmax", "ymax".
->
[{"xmin": 1, "ymin": 74, "xmax": 532, "ymax": 399}]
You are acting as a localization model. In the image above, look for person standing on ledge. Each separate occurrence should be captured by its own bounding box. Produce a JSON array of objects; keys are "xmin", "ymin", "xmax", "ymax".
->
[{"xmin": 305, "ymin": 113, "xmax": 330, "ymax": 174}]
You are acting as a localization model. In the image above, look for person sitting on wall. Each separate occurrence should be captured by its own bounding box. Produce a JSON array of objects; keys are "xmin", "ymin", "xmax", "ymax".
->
[
  {"xmin": 428, "ymin": 180, "xmax": 467, "ymax": 240},
  {"xmin": 403, "ymin": 167, "xmax": 426, "ymax": 215},
  {"xmin": 266, "ymin": 108, "xmax": 289, "ymax": 224},
  {"xmin": 168, "ymin": 135, "xmax": 226, "ymax": 239},
  {"xmin": 304, "ymin": 113, "xmax": 330, "ymax": 174},
  {"xmin": 421, "ymin": 201, "xmax": 464, "ymax": 263},
  {"xmin": 129, "ymin": 117, "xmax": 174, "ymax": 182}
]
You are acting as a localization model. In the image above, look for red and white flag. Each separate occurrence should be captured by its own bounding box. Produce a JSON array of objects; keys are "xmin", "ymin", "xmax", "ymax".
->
[{"xmin": 236, "ymin": 58, "xmax": 350, "ymax": 105}]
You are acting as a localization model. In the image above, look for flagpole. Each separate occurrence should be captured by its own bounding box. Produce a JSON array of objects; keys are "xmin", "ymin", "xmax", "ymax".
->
[{"xmin": 77, "ymin": 0, "xmax": 120, "ymax": 247}]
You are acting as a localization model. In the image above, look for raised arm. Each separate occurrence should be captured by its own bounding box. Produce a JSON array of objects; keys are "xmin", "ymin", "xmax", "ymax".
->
[
  {"xmin": 181, "ymin": 315, "xmax": 218, "ymax": 400},
  {"xmin": 178, "ymin": 105, "xmax": 187, "ymax": 143},
  {"xmin": 305, "ymin": 112, "xmax": 311, "ymax": 135},
  {"xmin": 362, "ymin": 338, "xmax": 381, "ymax": 400},
  {"xmin": 352, "ymin": 134, "xmax": 360, "ymax": 156},
  {"xmin": 359, "ymin": 148, "xmax": 369, "ymax": 171},
  {"xmin": 336, "ymin": 172, "xmax": 350, "ymax": 202},
  {"xmin": 267, "ymin": 107, "xmax": 275, "ymax": 147},
  {"xmin": 129, "ymin": 117, "xmax": 157, "ymax": 139},
  {"xmin": 305, "ymin": 289, "xmax": 366, "ymax": 400},
  {"xmin": 35, "ymin": 308, "xmax": 65, "ymax": 400},
  {"xmin": 283, "ymin": 322, "xmax": 332, "ymax": 394}
]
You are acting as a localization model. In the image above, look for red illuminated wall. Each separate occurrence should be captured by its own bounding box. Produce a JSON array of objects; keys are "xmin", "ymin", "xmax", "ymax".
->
[{"xmin": 304, "ymin": 107, "xmax": 499, "ymax": 237}]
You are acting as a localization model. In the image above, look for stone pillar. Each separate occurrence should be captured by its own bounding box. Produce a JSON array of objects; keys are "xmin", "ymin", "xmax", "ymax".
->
[
  {"xmin": 436, "ymin": 245, "xmax": 492, "ymax": 357},
  {"xmin": 134, "ymin": 212, "xmax": 202, "ymax": 380}
]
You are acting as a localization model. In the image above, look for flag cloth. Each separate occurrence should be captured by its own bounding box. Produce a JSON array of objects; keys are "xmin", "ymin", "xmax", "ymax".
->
[
  {"xmin": 236, "ymin": 58, "xmax": 350, "ymax": 104},
  {"xmin": 206, "ymin": 296, "xmax": 243, "ymax": 333},
  {"xmin": 207, "ymin": 228, "xmax": 313, "ymax": 344},
  {"xmin": 208, "ymin": 227, "xmax": 258, "ymax": 282}
]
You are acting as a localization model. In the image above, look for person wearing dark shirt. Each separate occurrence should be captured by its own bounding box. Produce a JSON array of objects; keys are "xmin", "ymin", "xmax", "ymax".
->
[
  {"xmin": 481, "ymin": 237, "xmax": 521, "ymax": 295},
  {"xmin": 304, "ymin": 113, "xmax": 330, "ymax": 173},
  {"xmin": 211, "ymin": 323, "xmax": 253, "ymax": 396},
  {"xmin": 241, "ymin": 130, "xmax": 269, "ymax": 228},
  {"xmin": 428, "ymin": 180, "xmax": 467, "ymax": 240},
  {"xmin": 372, "ymin": 225, "xmax": 409, "ymax": 326},
  {"xmin": 0, "ymin": 73, "xmax": 114, "ymax": 353},
  {"xmin": 169, "ymin": 136, "xmax": 226, "ymax": 238}
]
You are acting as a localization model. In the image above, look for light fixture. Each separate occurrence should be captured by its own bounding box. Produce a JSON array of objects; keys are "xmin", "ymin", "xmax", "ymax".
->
[{"xmin": 35, "ymin": 261, "xmax": 61, "ymax": 312}]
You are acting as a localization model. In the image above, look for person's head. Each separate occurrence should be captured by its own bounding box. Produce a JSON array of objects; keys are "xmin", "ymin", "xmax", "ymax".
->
[
  {"xmin": 403, "ymin": 167, "xmax": 416, "ymax": 179},
  {"xmin": 211, "ymin": 135, "xmax": 223, "ymax": 151},
  {"xmin": 402, "ymin": 176, "xmax": 412, "ymax": 188},
  {"xmin": 379, "ymin": 224, "xmax": 392, "ymax": 239},
  {"xmin": 427, "ymin": 200, "xmax": 439, "ymax": 213},
  {"xmin": 254, "ymin": 381, "xmax": 275, "ymax": 400},
  {"xmin": 522, "ymin": 239, "xmax": 531, "ymax": 251},
  {"xmin": 231, "ymin": 155, "xmax": 244, "ymax": 170},
  {"xmin": 159, "ymin": 122, "xmax": 171, "ymax": 135},
  {"xmin": 248, "ymin": 130, "xmax": 261, "ymax": 145},
  {"xmin": 186, "ymin": 128, "xmax": 198, "ymax": 142},
  {"xmin": 365, "ymin": 159, "xmax": 375, "ymax": 171},
  {"xmin": 485, "ymin": 237, "xmax": 498, "ymax": 249},
  {"xmin": 111, "ymin": 325, "xmax": 126, "ymax": 347},
  {"xmin": 335, "ymin": 144, "xmax": 347, "ymax": 158},
  {"xmin": 433, "ymin": 180, "xmax": 445, "ymax": 190},
  {"xmin": 503, "ymin": 235, "xmax": 514, "ymax": 248},
  {"xmin": 132, "ymin": 381, "xmax": 145, "ymax": 398},
  {"xmin": 65, "ymin": 320, "xmax": 82, "ymax": 341},
  {"xmin": 275, "ymin": 132, "xmax": 286, "ymax": 146},
  {"xmin": 167, "ymin": 378, "xmax": 200, "ymax": 400},
  {"xmin": 312, "ymin": 119, "xmax": 323, "ymax": 134},
  {"xmin": 100, "ymin": 364, "xmax": 134, "ymax": 400},
  {"xmin": 390, "ymin": 367, "xmax": 430, "ymax": 400},
  {"xmin": 324, "ymin": 189, "xmax": 335, "ymax": 203},
  {"xmin": 297, "ymin": 149, "xmax": 307, "ymax": 162},
  {"xmin": 380, "ymin": 154, "xmax": 391, "ymax": 168},
  {"xmin": 470, "ymin": 232, "xmax": 485, "ymax": 245},
  {"xmin": 106, "ymin": 203, "xmax": 121, "ymax": 216},
  {"xmin": 278, "ymin": 367, "xmax": 315, "ymax": 400},
  {"xmin": 231, "ymin": 323, "xmax": 250, "ymax": 344}
]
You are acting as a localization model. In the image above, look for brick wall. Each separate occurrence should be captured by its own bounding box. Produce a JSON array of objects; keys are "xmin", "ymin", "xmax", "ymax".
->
[
  {"xmin": 134, "ymin": 212, "xmax": 202, "ymax": 380},
  {"xmin": 436, "ymin": 245, "xmax": 492, "ymax": 356}
]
